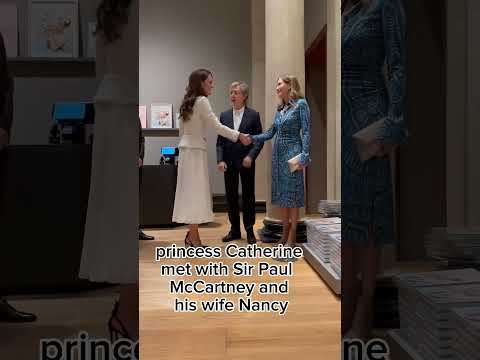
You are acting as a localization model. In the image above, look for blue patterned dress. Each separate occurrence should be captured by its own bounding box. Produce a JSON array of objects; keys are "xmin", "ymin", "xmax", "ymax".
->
[
  {"xmin": 252, "ymin": 99, "xmax": 311, "ymax": 208},
  {"xmin": 342, "ymin": 0, "xmax": 407, "ymax": 245}
]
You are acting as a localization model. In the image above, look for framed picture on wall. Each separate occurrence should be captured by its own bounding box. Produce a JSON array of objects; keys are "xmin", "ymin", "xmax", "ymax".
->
[
  {"xmin": 0, "ymin": 3, "xmax": 18, "ymax": 57},
  {"xmin": 139, "ymin": 105, "xmax": 147, "ymax": 129},
  {"xmin": 150, "ymin": 103, "xmax": 173, "ymax": 129},
  {"xmin": 29, "ymin": 0, "xmax": 79, "ymax": 58}
]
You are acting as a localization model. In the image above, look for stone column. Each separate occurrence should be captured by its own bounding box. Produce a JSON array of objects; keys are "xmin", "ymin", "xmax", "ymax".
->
[
  {"xmin": 444, "ymin": 0, "xmax": 480, "ymax": 229},
  {"xmin": 466, "ymin": 0, "xmax": 480, "ymax": 228},
  {"xmin": 326, "ymin": 0, "xmax": 341, "ymax": 201},
  {"xmin": 258, "ymin": 0, "xmax": 307, "ymax": 242},
  {"xmin": 446, "ymin": 0, "xmax": 467, "ymax": 228},
  {"xmin": 251, "ymin": 0, "xmax": 267, "ymax": 202}
]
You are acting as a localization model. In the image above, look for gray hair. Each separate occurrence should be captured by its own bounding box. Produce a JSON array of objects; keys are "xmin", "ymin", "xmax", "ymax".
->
[{"xmin": 230, "ymin": 81, "xmax": 249, "ymax": 104}]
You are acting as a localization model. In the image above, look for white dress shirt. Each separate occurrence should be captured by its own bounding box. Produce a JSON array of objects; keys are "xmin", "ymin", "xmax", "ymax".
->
[{"xmin": 233, "ymin": 106, "xmax": 245, "ymax": 131}]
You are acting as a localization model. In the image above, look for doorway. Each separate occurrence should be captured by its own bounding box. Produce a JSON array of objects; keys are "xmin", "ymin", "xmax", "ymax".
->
[{"xmin": 305, "ymin": 26, "xmax": 327, "ymax": 213}]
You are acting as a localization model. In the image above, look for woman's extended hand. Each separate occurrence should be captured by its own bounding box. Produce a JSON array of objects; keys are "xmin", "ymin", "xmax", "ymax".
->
[{"xmin": 239, "ymin": 133, "xmax": 252, "ymax": 146}]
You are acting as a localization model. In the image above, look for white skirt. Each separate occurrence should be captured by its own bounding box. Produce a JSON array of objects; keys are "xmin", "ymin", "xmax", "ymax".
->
[
  {"xmin": 79, "ymin": 101, "xmax": 139, "ymax": 284},
  {"xmin": 172, "ymin": 147, "xmax": 214, "ymax": 224}
]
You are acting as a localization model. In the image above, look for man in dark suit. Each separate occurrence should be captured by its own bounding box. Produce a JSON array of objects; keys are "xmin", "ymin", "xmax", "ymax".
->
[
  {"xmin": 0, "ymin": 32, "xmax": 36, "ymax": 322},
  {"xmin": 217, "ymin": 81, "xmax": 263, "ymax": 244},
  {"xmin": 139, "ymin": 118, "xmax": 154, "ymax": 240}
]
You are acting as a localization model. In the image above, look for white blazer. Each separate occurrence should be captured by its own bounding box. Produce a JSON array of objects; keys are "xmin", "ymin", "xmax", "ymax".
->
[{"xmin": 178, "ymin": 96, "xmax": 239, "ymax": 150}]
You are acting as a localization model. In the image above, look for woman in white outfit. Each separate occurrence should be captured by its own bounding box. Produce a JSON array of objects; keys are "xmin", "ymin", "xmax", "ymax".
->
[
  {"xmin": 79, "ymin": 0, "xmax": 139, "ymax": 341},
  {"xmin": 172, "ymin": 69, "xmax": 250, "ymax": 247}
]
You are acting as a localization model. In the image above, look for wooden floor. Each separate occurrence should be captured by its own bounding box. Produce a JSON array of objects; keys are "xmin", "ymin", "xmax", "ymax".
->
[
  {"xmin": 140, "ymin": 213, "xmax": 340, "ymax": 360},
  {"xmin": 0, "ymin": 292, "xmax": 116, "ymax": 359}
]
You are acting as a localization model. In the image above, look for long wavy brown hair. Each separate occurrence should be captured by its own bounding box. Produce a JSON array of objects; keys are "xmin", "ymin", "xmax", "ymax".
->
[
  {"xmin": 179, "ymin": 69, "xmax": 212, "ymax": 121},
  {"xmin": 96, "ymin": 0, "xmax": 132, "ymax": 43}
]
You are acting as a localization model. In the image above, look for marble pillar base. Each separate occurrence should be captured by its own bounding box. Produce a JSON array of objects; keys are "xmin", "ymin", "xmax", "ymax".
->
[{"xmin": 258, "ymin": 217, "xmax": 307, "ymax": 243}]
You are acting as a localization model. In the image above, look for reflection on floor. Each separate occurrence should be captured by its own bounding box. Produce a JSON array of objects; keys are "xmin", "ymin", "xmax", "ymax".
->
[
  {"xmin": 140, "ymin": 213, "xmax": 341, "ymax": 360},
  {"xmin": 0, "ymin": 290, "xmax": 117, "ymax": 360}
]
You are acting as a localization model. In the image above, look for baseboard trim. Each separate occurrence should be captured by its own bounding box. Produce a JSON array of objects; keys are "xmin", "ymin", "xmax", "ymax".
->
[{"xmin": 212, "ymin": 194, "xmax": 266, "ymax": 213}]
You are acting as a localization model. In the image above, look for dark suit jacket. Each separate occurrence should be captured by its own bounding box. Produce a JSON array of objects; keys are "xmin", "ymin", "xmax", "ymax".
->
[
  {"xmin": 0, "ymin": 32, "xmax": 13, "ymax": 134},
  {"xmin": 216, "ymin": 107, "xmax": 263, "ymax": 169},
  {"xmin": 139, "ymin": 118, "xmax": 145, "ymax": 160}
]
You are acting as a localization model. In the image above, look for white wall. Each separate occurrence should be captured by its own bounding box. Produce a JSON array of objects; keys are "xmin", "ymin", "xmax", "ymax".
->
[
  {"xmin": 0, "ymin": 0, "xmax": 100, "ymax": 57},
  {"xmin": 140, "ymin": 0, "xmax": 252, "ymax": 194},
  {"xmin": 11, "ymin": 78, "xmax": 98, "ymax": 144},
  {"xmin": 4, "ymin": 0, "xmax": 100, "ymax": 145}
]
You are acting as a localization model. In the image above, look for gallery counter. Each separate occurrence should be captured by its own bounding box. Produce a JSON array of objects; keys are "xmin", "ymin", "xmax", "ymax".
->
[
  {"xmin": 140, "ymin": 164, "xmax": 177, "ymax": 227},
  {"xmin": 0, "ymin": 146, "xmax": 178, "ymax": 293},
  {"xmin": 0, "ymin": 145, "xmax": 93, "ymax": 293}
]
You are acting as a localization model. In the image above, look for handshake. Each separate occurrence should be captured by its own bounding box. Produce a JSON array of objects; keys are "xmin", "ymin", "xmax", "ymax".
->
[{"xmin": 239, "ymin": 133, "xmax": 252, "ymax": 146}]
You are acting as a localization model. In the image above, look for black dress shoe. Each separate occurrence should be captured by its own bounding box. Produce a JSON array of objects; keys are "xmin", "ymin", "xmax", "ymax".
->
[
  {"xmin": 139, "ymin": 230, "xmax": 154, "ymax": 240},
  {"xmin": 222, "ymin": 231, "xmax": 241, "ymax": 242},
  {"xmin": 0, "ymin": 299, "xmax": 37, "ymax": 323},
  {"xmin": 247, "ymin": 231, "xmax": 257, "ymax": 244}
]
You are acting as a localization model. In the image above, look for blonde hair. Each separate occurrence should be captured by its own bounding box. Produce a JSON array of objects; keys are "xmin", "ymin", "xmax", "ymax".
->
[
  {"xmin": 229, "ymin": 81, "xmax": 249, "ymax": 105},
  {"xmin": 278, "ymin": 75, "xmax": 304, "ymax": 103}
]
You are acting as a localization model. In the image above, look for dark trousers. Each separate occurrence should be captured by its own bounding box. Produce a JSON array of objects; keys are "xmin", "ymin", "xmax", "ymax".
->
[{"xmin": 224, "ymin": 165, "xmax": 256, "ymax": 234}]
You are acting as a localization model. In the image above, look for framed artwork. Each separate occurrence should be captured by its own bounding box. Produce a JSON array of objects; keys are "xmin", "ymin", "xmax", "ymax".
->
[
  {"xmin": 0, "ymin": 4, "xmax": 18, "ymax": 57},
  {"xmin": 139, "ymin": 105, "xmax": 147, "ymax": 129},
  {"xmin": 87, "ymin": 22, "xmax": 97, "ymax": 58},
  {"xmin": 150, "ymin": 104, "xmax": 173, "ymax": 129},
  {"xmin": 29, "ymin": 0, "xmax": 79, "ymax": 58}
]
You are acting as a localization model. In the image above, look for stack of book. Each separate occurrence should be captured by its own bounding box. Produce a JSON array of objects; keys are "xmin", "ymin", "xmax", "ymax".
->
[
  {"xmin": 415, "ymin": 284, "xmax": 480, "ymax": 359},
  {"xmin": 318, "ymin": 200, "xmax": 341, "ymax": 218},
  {"xmin": 451, "ymin": 307, "xmax": 480, "ymax": 360},
  {"xmin": 448, "ymin": 229, "xmax": 480, "ymax": 261},
  {"xmin": 425, "ymin": 227, "xmax": 480, "ymax": 261},
  {"xmin": 303, "ymin": 218, "xmax": 342, "ymax": 295},
  {"xmin": 329, "ymin": 232, "xmax": 341, "ymax": 277},
  {"xmin": 393, "ymin": 269, "xmax": 480, "ymax": 359},
  {"xmin": 425, "ymin": 227, "xmax": 450, "ymax": 259},
  {"xmin": 305, "ymin": 219, "xmax": 341, "ymax": 263}
]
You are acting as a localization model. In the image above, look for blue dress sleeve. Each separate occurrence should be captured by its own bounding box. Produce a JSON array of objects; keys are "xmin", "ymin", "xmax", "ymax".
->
[
  {"xmin": 298, "ymin": 100, "xmax": 311, "ymax": 166},
  {"xmin": 251, "ymin": 112, "xmax": 278, "ymax": 143},
  {"xmin": 379, "ymin": 0, "xmax": 408, "ymax": 145}
]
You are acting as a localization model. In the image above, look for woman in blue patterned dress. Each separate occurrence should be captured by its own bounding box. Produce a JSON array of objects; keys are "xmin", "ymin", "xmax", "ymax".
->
[
  {"xmin": 248, "ymin": 75, "xmax": 311, "ymax": 250},
  {"xmin": 342, "ymin": 0, "xmax": 407, "ymax": 339}
]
